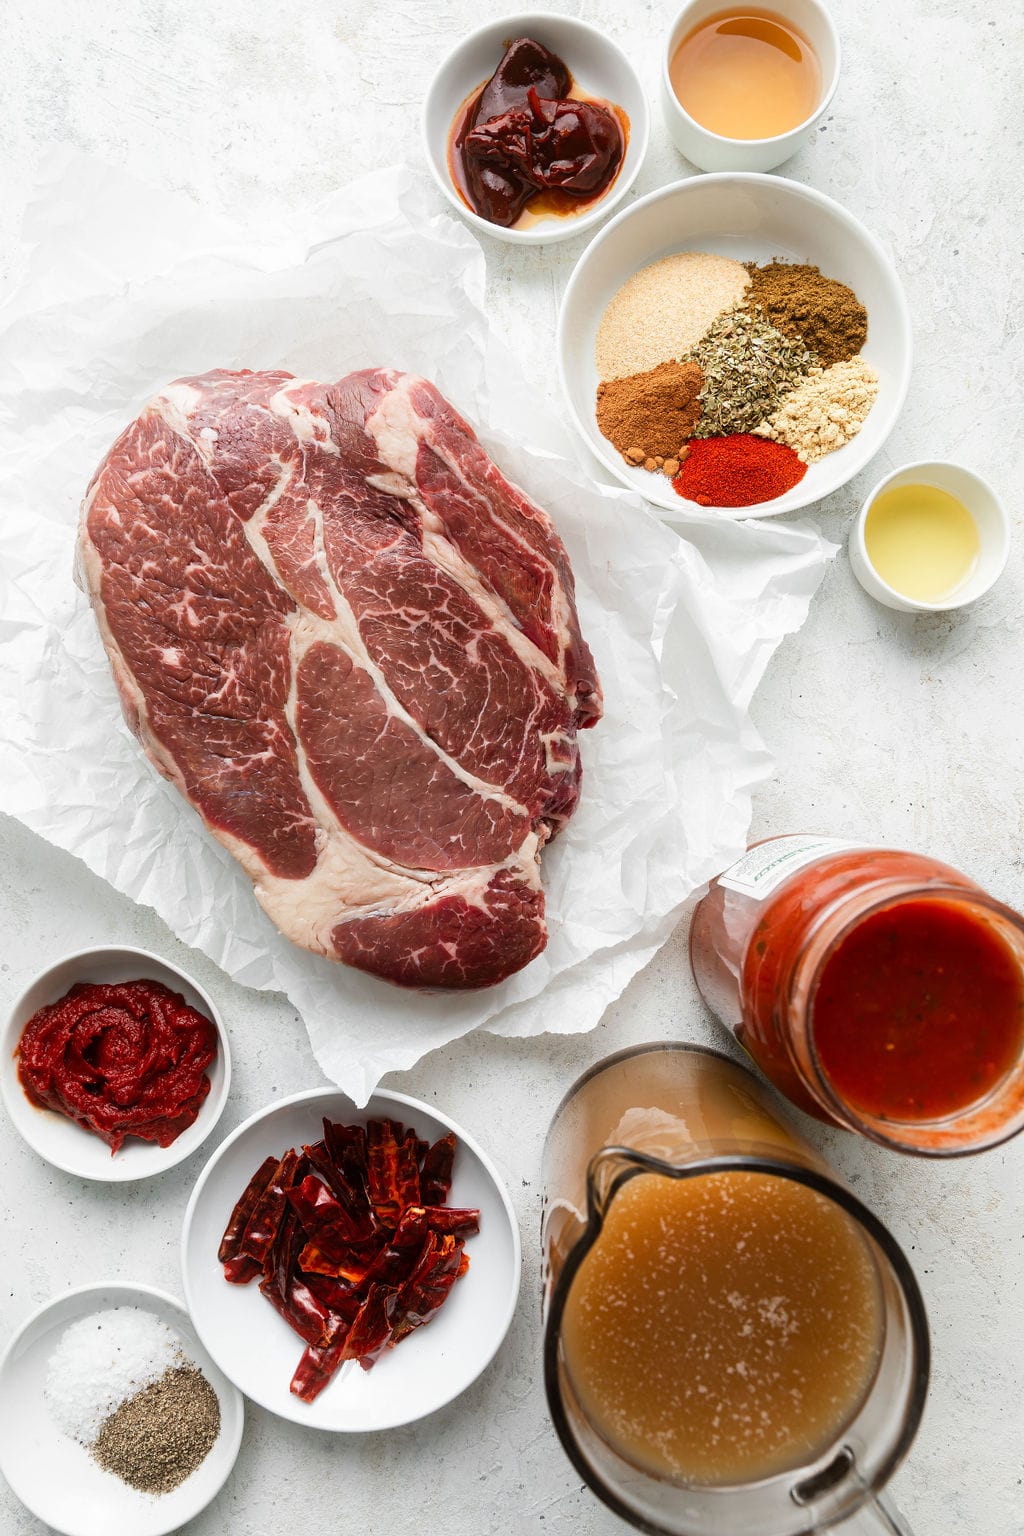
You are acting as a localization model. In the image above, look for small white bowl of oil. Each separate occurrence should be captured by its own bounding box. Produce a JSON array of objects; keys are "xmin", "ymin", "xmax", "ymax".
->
[{"xmin": 849, "ymin": 461, "xmax": 1009, "ymax": 613}]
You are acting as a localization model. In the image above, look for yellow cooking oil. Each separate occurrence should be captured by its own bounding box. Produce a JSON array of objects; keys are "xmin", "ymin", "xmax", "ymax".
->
[{"xmin": 864, "ymin": 482, "xmax": 980, "ymax": 602}]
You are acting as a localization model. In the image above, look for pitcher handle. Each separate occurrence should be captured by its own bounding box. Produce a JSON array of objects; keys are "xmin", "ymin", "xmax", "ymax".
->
[{"xmin": 832, "ymin": 1490, "xmax": 913, "ymax": 1535}]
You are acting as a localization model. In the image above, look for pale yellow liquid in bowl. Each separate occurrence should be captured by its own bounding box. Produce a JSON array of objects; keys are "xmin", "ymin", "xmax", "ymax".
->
[
  {"xmin": 669, "ymin": 11, "xmax": 821, "ymax": 139},
  {"xmin": 561, "ymin": 1170, "xmax": 883, "ymax": 1485},
  {"xmin": 865, "ymin": 483, "xmax": 980, "ymax": 602}
]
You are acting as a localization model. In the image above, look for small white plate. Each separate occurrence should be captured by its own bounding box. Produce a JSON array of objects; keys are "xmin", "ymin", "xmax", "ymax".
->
[
  {"xmin": 1, "ymin": 946, "xmax": 230, "ymax": 1182},
  {"xmin": 558, "ymin": 173, "xmax": 913, "ymax": 519},
  {"xmin": 422, "ymin": 12, "xmax": 649, "ymax": 246},
  {"xmin": 0, "ymin": 1280, "xmax": 244, "ymax": 1536},
  {"xmin": 182, "ymin": 1087, "xmax": 521, "ymax": 1430}
]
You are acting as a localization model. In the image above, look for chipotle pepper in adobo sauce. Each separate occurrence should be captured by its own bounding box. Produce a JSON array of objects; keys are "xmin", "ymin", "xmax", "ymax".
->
[
  {"xmin": 17, "ymin": 978, "xmax": 218, "ymax": 1152},
  {"xmin": 690, "ymin": 837, "xmax": 1024, "ymax": 1155},
  {"xmin": 449, "ymin": 38, "xmax": 626, "ymax": 229}
]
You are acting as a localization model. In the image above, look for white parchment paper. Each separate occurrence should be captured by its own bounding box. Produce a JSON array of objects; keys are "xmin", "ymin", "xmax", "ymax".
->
[{"xmin": 0, "ymin": 150, "xmax": 834, "ymax": 1101}]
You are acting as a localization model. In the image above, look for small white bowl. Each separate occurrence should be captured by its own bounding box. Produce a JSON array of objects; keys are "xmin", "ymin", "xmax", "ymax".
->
[
  {"xmin": 0, "ymin": 1280, "xmax": 243, "ymax": 1536},
  {"xmin": 182, "ymin": 1086, "xmax": 521, "ymax": 1431},
  {"xmin": 422, "ymin": 13, "xmax": 649, "ymax": 246},
  {"xmin": 1, "ymin": 946, "xmax": 230, "ymax": 1182},
  {"xmin": 558, "ymin": 173, "xmax": 912, "ymax": 521},
  {"xmin": 849, "ymin": 460, "xmax": 1010, "ymax": 612},
  {"xmin": 661, "ymin": 0, "xmax": 841, "ymax": 173}
]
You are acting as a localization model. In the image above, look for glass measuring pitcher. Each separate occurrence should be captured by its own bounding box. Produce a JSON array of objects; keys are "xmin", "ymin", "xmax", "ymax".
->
[{"xmin": 542, "ymin": 1043, "xmax": 929, "ymax": 1536}]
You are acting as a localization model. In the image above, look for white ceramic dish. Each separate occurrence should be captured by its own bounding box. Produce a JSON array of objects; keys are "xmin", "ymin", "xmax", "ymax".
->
[
  {"xmin": 849, "ymin": 460, "xmax": 1010, "ymax": 612},
  {"xmin": 0, "ymin": 945, "xmax": 230, "ymax": 1182},
  {"xmin": 660, "ymin": 0, "xmax": 841, "ymax": 173},
  {"xmin": 558, "ymin": 173, "xmax": 912, "ymax": 520},
  {"xmin": 0, "ymin": 1280, "xmax": 243, "ymax": 1536},
  {"xmin": 422, "ymin": 13, "xmax": 649, "ymax": 246},
  {"xmin": 182, "ymin": 1087, "xmax": 521, "ymax": 1431}
]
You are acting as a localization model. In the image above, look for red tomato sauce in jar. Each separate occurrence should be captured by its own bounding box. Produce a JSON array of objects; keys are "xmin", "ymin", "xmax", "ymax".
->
[
  {"xmin": 736, "ymin": 848, "xmax": 967, "ymax": 1120},
  {"xmin": 17, "ymin": 978, "xmax": 218, "ymax": 1153},
  {"xmin": 691, "ymin": 837, "xmax": 1024, "ymax": 1153},
  {"xmin": 811, "ymin": 898, "xmax": 1024, "ymax": 1122}
]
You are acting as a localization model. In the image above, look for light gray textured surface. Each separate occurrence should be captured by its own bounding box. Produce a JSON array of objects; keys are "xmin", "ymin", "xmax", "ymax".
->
[{"xmin": 1, "ymin": 2, "xmax": 1021, "ymax": 1533}]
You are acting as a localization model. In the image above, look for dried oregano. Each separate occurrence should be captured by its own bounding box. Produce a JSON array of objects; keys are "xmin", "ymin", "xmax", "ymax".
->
[{"xmin": 686, "ymin": 307, "xmax": 817, "ymax": 438}]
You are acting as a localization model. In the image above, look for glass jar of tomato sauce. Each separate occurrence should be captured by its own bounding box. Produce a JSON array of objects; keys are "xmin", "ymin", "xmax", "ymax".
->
[{"xmin": 689, "ymin": 835, "xmax": 1024, "ymax": 1156}]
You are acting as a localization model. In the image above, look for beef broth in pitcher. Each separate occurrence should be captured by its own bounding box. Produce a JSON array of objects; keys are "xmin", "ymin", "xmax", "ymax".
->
[{"xmin": 560, "ymin": 1166, "xmax": 884, "ymax": 1485}]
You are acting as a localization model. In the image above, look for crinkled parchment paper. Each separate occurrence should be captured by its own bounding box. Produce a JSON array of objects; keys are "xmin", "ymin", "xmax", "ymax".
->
[{"xmin": 0, "ymin": 150, "xmax": 834, "ymax": 1101}]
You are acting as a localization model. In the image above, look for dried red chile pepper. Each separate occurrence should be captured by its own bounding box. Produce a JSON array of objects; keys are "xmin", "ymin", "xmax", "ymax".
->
[
  {"xmin": 219, "ymin": 1155, "xmax": 277, "ymax": 1283},
  {"xmin": 419, "ymin": 1131, "xmax": 456, "ymax": 1205},
  {"xmin": 452, "ymin": 37, "xmax": 624, "ymax": 228},
  {"xmin": 16, "ymin": 978, "xmax": 218, "ymax": 1153},
  {"xmin": 219, "ymin": 1116, "xmax": 478, "ymax": 1402}
]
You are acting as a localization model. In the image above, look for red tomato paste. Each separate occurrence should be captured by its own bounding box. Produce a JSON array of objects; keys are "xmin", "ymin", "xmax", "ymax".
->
[
  {"xmin": 17, "ymin": 979, "xmax": 218, "ymax": 1153},
  {"xmin": 812, "ymin": 898, "xmax": 1024, "ymax": 1122}
]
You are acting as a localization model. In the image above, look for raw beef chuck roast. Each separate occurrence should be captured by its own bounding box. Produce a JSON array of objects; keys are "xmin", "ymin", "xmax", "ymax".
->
[{"xmin": 77, "ymin": 369, "xmax": 602, "ymax": 988}]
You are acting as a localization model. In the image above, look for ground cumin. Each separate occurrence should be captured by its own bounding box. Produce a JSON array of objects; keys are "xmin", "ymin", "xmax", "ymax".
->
[
  {"xmin": 744, "ymin": 261, "xmax": 867, "ymax": 368},
  {"xmin": 596, "ymin": 359, "xmax": 704, "ymax": 472}
]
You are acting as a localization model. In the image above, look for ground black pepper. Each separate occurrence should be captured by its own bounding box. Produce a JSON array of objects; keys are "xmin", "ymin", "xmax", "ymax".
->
[{"xmin": 92, "ymin": 1363, "xmax": 220, "ymax": 1495}]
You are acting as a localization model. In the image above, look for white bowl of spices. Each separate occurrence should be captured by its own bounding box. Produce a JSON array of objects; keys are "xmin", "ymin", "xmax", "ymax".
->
[
  {"xmin": 0, "ymin": 1280, "xmax": 243, "ymax": 1536},
  {"xmin": 558, "ymin": 173, "xmax": 912, "ymax": 520},
  {"xmin": 850, "ymin": 460, "xmax": 1010, "ymax": 612},
  {"xmin": 422, "ymin": 13, "xmax": 649, "ymax": 245}
]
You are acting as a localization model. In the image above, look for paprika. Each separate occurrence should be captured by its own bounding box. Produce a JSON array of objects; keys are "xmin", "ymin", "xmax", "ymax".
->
[{"xmin": 672, "ymin": 433, "xmax": 807, "ymax": 508}]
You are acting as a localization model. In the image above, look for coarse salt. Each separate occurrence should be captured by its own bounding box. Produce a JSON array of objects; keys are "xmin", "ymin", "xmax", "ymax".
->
[{"xmin": 45, "ymin": 1307, "xmax": 185, "ymax": 1446}]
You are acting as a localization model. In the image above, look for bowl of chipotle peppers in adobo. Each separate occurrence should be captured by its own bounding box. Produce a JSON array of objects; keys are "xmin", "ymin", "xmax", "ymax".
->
[{"xmin": 423, "ymin": 14, "xmax": 649, "ymax": 245}]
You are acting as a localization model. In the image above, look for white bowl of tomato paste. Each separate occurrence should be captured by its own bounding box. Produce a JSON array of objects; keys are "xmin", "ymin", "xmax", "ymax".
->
[{"xmin": 0, "ymin": 946, "xmax": 230, "ymax": 1182}]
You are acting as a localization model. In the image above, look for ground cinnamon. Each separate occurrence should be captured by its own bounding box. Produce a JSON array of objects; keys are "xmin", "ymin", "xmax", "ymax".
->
[
  {"xmin": 596, "ymin": 359, "xmax": 704, "ymax": 471},
  {"xmin": 744, "ymin": 262, "xmax": 867, "ymax": 368}
]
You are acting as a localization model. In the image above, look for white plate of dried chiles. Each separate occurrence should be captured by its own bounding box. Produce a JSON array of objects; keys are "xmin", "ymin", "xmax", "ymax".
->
[
  {"xmin": 181, "ymin": 1087, "xmax": 522, "ymax": 1430},
  {"xmin": 0, "ymin": 1280, "xmax": 243, "ymax": 1536}
]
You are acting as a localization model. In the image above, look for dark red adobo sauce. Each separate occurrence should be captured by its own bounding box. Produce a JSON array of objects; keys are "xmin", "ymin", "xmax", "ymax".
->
[
  {"xmin": 449, "ymin": 37, "xmax": 626, "ymax": 228},
  {"xmin": 812, "ymin": 898, "xmax": 1024, "ymax": 1122}
]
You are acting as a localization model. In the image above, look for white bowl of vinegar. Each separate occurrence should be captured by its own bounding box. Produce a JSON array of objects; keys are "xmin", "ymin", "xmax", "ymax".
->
[{"xmin": 661, "ymin": 0, "xmax": 841, "ymax": 172}]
